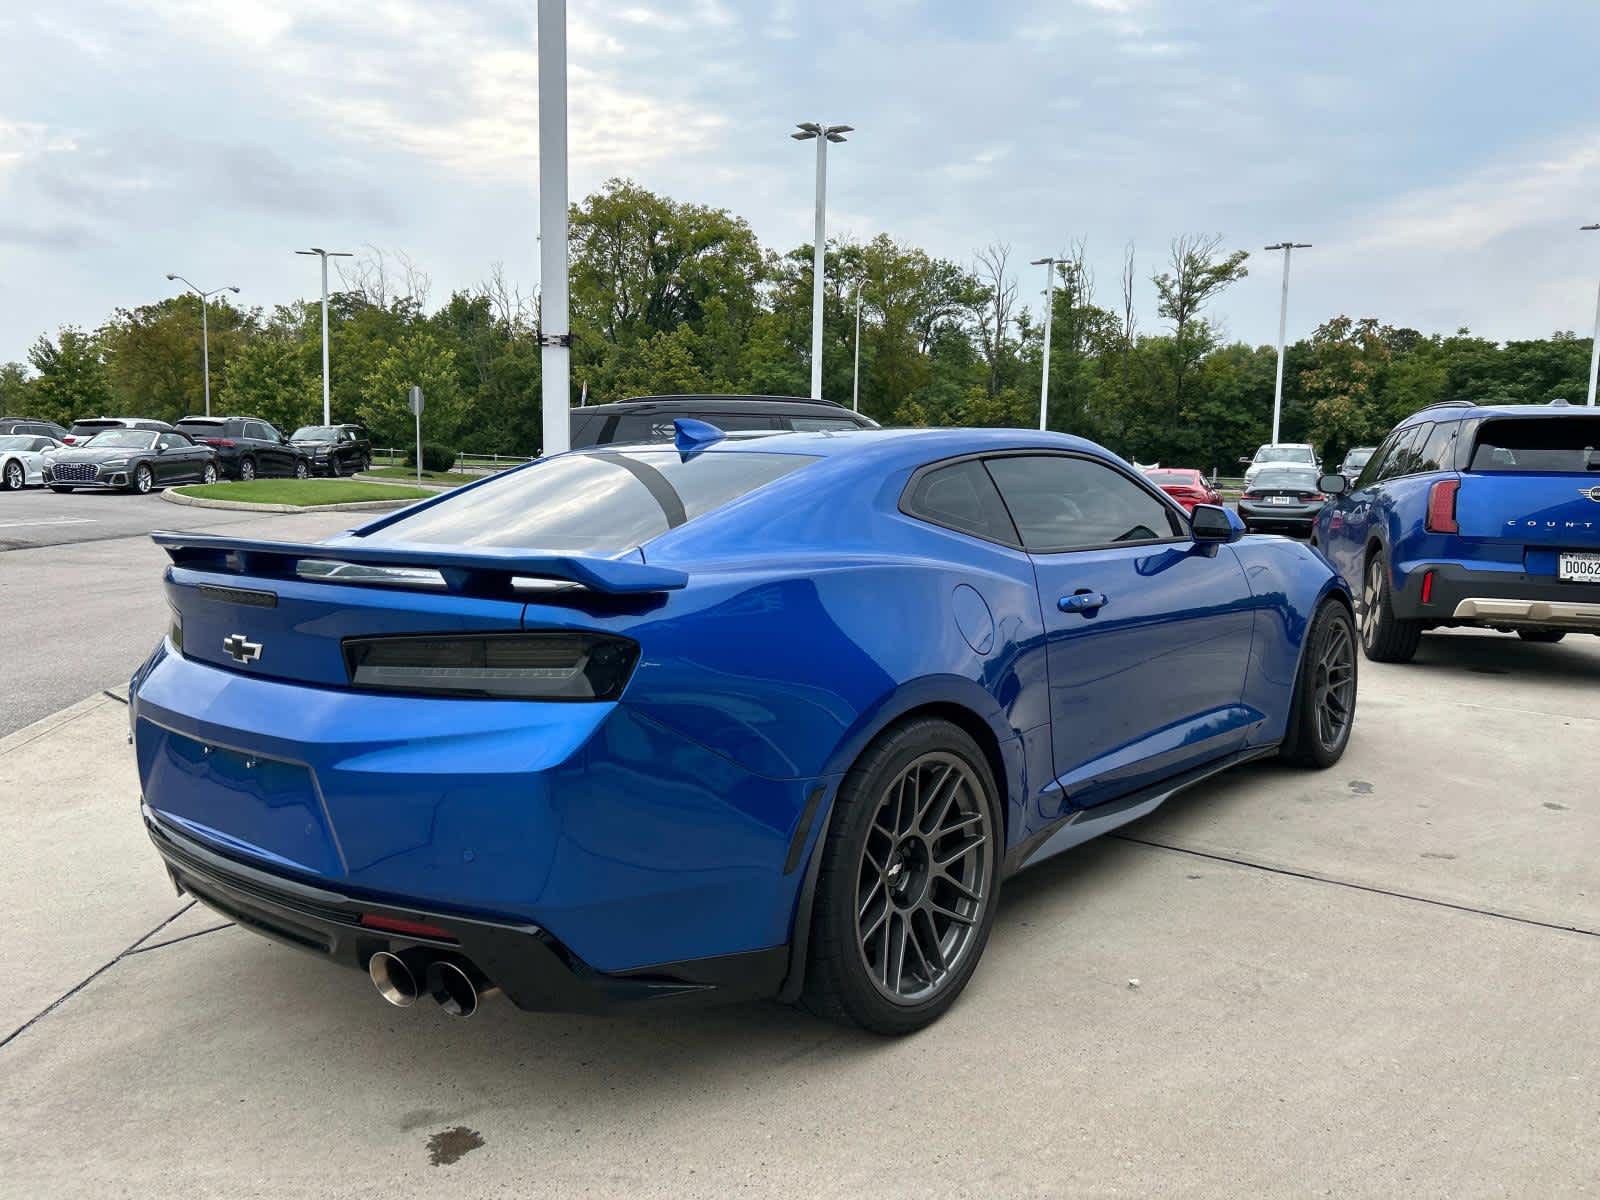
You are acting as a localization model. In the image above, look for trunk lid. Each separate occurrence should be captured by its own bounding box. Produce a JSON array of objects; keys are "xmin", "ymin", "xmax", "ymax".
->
[{"xmin": 1455, "ymin": 476, "xmax": 1600, "ymax": 546}]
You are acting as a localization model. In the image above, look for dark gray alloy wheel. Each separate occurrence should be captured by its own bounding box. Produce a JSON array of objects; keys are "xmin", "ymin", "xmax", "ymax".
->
[
  {"xmin": 1359, "ymin": 550, "xmax": 1421, "ymax": 663},
  {"xmin": 1281, "ymin": 601, "xmax": 1358, "ymax": 768},
  {"xmin": 294, "ymin": 459, "xmax": 309, "ymax": 479},
  {"xmin": 802, "ymin": 717, "xmax": 1003, "ymax": 1035},
  {"xmin": 3, "ymin": 460, "xmax": 22, "ymax": 490},
  {"xmin": 239, "ymin": 457, "xmax": 257, "ymax": 481},
  {"xmin": 202, "ymin": 462, "xmax": 218, "ymax": 484}
]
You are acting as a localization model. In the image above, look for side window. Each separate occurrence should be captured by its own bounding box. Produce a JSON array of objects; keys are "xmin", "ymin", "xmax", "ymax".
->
[
  {"xmin": 1375, "ymin": 426, "xmax": 1424, "ymax": 482},
  {"xmin": 156, "ymin": 433, "xmax": 182, "ymax": 450},
  {"xmin": 788, "ymin": 416, "xmax": 862, "ymax": 432},
  {"xmin": 245, "ymin": 421, "xmax": 273, "ymax": 441},
  {"xmin": 609, "ymin": 413, "xmax": 778, "ymax": 443},
  {"xmin": 901, "ymin": 460, "xmax": 1018, "ymax": 546},
  {"xmin": 1353, "ymin": 432, "xmax": 1397, "ymax": 489},
  {"xmin": 985, "ymin": 454, "xmax": 1181, "ymax": 552},
  {"xmin": 1416, "ymin": 421, "xmax": 1457, "ymax": 473}
]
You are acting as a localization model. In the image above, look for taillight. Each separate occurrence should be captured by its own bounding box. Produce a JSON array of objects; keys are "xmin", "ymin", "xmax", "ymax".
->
[
  {"xmin": 359, "ymin": 913, "xmax": 456, "ymax": 940},
  {"xmin": 1421, "ymin": 569, "xmax": 1436, "ymax": 605},
  {"xmin": 342, "ymin": 632, "xmax": 639, "ymax": 700},
  {"xmin": 204, "ymin": 437, "xmax": 236, "ymax": 448},
  {"xmin": 1426, "ymin": 478, "xmax": 1460, "ymax": 533}
]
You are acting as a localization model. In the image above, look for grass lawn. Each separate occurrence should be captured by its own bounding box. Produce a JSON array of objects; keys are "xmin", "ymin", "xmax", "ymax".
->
[
  {"xmin": 363, "ymin": 465, "xmax": 475, "ymax": 485},
  {"xmin": 173, "ymin": 480, "xmax": 436, "ymax": 506}
]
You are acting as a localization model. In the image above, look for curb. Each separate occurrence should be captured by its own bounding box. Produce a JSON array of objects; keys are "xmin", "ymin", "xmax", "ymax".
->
[{"xmin": 161, "ymin": 490, "xmax": 424, "ymax": 514}]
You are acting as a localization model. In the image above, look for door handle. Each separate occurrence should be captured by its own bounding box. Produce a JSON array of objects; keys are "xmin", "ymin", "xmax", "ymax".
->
[{"xmin": 1058, "ymin": 591, "xmax": 1108, "ymax": 615}]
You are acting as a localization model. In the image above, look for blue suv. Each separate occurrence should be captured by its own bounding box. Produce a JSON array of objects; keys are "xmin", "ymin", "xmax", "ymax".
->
[{"xmin": 1313, "ymin": 400, "xmax": 1600, "ymax": 662}]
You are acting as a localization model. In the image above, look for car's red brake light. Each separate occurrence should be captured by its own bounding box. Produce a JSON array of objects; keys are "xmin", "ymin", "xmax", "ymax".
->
[
  {"xmin": 359, "ymin": 913, "xmax": 457, "ymax": 941},
  {"xmin": 1426, "ymin": 478, "xmax": 1460, "ymax": 533},
  {"xmin": 204, "ymin": 437, "xmax": 236, "ymax": 448}
]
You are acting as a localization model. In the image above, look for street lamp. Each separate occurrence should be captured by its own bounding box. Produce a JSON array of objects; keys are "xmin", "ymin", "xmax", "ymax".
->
[
  {"xmin": 791, "ymin": 121, "xmax": 852, "ymax": 400},
  {"xmin": 165, "ymin": 274, "xmax": 240, "ymax": 417},
  {"xmin": 1264, "ymin": 241, "xmax": 1312, "ymax": 443},
  {"xmin": 1582, "ymin": 225, "xmax": 1600, "ymax": 407},
  {"xmin": 851, "ymin": 279, "xmax": 863, "ymax": 413},
  {"xmin": 295, "ymin": 247, "xmax": 353, "ymax": 426},
  {"xmin": 1030, "ymin": 255, "xmax": 1062, "ymax": 431},
  {"xmin": 537, "ymin": 0, "xmax": 572, "ymax": 454}
]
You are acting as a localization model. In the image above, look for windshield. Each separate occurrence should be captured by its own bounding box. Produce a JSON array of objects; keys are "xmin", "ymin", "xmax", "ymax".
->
[
  {"xmin": 1146, "ymin": 471, "xmax": 1199, "ymax": 485},
  {"xmin": 1251, "ymin": 467, "xmax": 1321, "ymax": 491},
  {"xmin": 1255, "ymin": 446, "xmax": 1315, "ymax": 464},
  {"xmin": 1468, "ymin": 417, "xmax": 1600, "ymax": 473},
  {"xmin": 292, "ymin": 426, "xmax": 338, "ymax": 440},
  {"xmin": 1343, "ymin": 448, "xmax": 1374, "ymax": 468},
  {"xmin": 365, "ymin": 448, "xmax": 818, "ymax": 554},
  {"xmin": 84, "ymin": 430, "xmax": 157, "ymax": 450}
]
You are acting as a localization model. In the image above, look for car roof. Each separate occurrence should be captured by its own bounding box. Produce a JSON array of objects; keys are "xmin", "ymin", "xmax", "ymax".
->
[
  {"xmin": 1399, "ymin": 401, "xmax": 1600, "ymax": 426},
  {"xmin": 579, "ymin": 394, "xmax": 856, "ymax": 415}
]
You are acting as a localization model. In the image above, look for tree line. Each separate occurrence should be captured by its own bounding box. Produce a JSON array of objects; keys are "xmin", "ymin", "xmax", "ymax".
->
[{"xmin": 2, "ymin": 178, "xmax": 1593, "ymax": 470}]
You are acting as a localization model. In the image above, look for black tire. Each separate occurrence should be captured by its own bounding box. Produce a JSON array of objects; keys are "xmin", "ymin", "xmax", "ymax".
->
[
  {"xmin": 329, "ymin": 455, "xmax": 343, "ymax": 477},
  {"xmin": 201, "ymin": 463, "xmax": 218, "ymax": 485},
  {"xmin": 1280, "ymin": 600, "xmax": 1358, "ymax": 768},
  {"xmin": 239, "ymin": 457, "xmax": 257, "ymax": 482},
  {"xmin": 294, "ymin": 460, "xmax": 309, "ymax": 480},
  {"xmin": 802, "ymin": 717, "xmax": 1003, "ymax": 1036},
  {"xmin": 1358, "ymin": 549, "xmax": 1421, "ymax": 663},
  {"xmin": 1517, "ymin": 630, "xmax": 1566, "ymax": 644},
  {"xmin": 131, "ymin": 464, "xmax": 153, "ymax": 495},
  {"xmin": 2, "ymin": 459, "xmax": 23, "ymax": 490}
]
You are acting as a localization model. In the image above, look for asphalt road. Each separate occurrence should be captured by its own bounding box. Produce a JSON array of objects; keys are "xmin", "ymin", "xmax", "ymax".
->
[
  {"xmin": 0, "ymin": 488, "xmax": 358, "ymax": 736},
  {"xmin": 1, "ymin": 632, "xmax": 1596, "ymax": 1196}
]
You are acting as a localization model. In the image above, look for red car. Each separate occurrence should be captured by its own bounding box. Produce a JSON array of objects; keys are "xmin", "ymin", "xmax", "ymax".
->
[{"xmin": 1144, "ymin": 467, "xmax": 1222, "ymax": 512}]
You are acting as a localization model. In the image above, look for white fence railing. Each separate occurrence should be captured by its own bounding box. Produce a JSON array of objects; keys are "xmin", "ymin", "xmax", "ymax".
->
[{"xmin": 368, "ymin": 448, "xmax": 531, "ymax": 474}]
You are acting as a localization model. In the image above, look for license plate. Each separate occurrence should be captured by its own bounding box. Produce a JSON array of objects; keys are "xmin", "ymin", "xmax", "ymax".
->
[
  {"xmin": 1558, "ymin": 553, "xmax": 1600, "ymax": 583},
  {"xmin": 1267, "ymin": 495, "xmax": 1293, "ymax": 506}
]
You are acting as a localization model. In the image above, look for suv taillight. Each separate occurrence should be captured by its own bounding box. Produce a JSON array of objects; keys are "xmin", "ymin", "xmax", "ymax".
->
[
  {"xmin": 204, "ymin": 437, "xmax": 236, "ymax": 448},
  {"xmin": 1426, "ymin": 478, "xmax": 1459, "ymax": 533}
]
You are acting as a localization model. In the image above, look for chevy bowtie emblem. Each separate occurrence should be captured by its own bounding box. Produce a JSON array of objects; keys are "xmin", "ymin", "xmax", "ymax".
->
[
  {"xmin": 1581, "ymin": 486, "xmax": 1600, "ymax": 503},
  {"xmin": 223, "ymin": 633, "xmax": 263, "ymax": 664}
]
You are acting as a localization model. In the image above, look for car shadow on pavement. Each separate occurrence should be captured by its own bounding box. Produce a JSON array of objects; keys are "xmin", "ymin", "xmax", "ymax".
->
[{"xmin": 1406, "ymin": 629, "xmax": 1600, "ymax": 683}]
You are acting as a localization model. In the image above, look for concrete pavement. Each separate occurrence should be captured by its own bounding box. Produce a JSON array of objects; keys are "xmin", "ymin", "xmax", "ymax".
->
[{"xmin": 2, "ymin": 628, "xmax": 1596, "ymax": 1197}]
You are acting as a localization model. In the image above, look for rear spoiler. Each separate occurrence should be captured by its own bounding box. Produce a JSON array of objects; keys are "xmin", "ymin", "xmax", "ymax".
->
[{"xmin": 150, "ymin": 531, "xmax": 688, "ymax": 595}]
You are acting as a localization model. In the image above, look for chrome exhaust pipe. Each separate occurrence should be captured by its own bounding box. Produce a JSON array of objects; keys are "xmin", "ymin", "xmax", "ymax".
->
[
  {"xmin": 426, "ymin": 960, "xmax": 496, "ymax": 1018},
  {"xmin": 368, "ymin": 950, "xmax": 421, "ymax": 1008}
]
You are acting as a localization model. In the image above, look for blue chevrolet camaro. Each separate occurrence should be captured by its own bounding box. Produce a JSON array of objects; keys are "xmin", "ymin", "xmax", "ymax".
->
[{"xmin": 131, "ymin": 423, "xmax": 1357, "ymax": 1034}]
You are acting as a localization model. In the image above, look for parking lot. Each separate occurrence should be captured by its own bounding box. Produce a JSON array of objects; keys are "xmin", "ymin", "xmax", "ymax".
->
[{"xmin": 1, "ymin": 503, "xmax": 1596, "ymax": 1197}]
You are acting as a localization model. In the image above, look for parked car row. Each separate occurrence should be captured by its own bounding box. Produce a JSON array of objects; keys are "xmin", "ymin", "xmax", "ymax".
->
[{"xmin": 0, "ymin": 414, "xmax": 373, "ymax": 492}]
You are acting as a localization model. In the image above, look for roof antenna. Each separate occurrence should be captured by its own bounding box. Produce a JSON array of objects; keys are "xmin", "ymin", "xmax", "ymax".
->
[{"xmin": 674, "ymin": 418, "xmax": 725, "ymax": 454}]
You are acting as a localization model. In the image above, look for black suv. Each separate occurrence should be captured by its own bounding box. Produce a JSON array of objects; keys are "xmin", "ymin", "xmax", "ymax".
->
[
  {"xmin": 569, "ymin": 395, "xmax": 877, "ymax": 449},
  {"xmin": 174, "ymin": 416, "xmax": 310, "ymax": 480},
  {"xmin": 288, "ymin": 423, "xmax": 372, "ymax": 476},
  {"xmin": 0, "ymin": 417, "xmax": 69, "ymax": 441}
]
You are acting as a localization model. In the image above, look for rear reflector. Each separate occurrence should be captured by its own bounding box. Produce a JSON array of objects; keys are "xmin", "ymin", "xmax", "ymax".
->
[
  {"xmin": 1421, "ymin": 569, "xmax": 1435, "ymax": 605},
  {"xmin": 359, "ymin": 913, "xmax": 456, "ymax": 941},
  {"xmin": 342, "ymin": 632, "xmax": 639, "ymax": 700},
  {"xmin": 1426, "ymin": 479, "xmax": 1460, "ymax": 533}
]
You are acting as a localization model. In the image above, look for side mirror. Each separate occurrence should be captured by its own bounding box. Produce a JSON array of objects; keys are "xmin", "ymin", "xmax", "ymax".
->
[
  {"xmin": 1237, "ymin": 455, "xmax": 1252, "ymax": 465},
  {"xmin": 1319, "ymin": 473, "xmax": 1349, "ymax": 496},
  {"xmin": 1191, "ymin": 503, "xmax": 1244, "ymax": 544}
]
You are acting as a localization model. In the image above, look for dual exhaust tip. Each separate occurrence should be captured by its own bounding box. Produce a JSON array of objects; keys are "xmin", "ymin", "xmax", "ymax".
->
[{"xmin": 369, "ymin": 951, "xmax": 493, "ymax": 1018}]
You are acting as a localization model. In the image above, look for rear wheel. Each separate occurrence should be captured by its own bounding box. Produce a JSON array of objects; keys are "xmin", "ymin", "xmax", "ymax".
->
[
  {"xmin": 802, "ymin": 717, "xmax": 1002, "ymax": 1036},
  {"xmin": 201, "ymin": 462, "xmax": 218, "ymax": 485},
  {"xmin": 1280, "ymin": 601, "xmax": 1358, "ymax": 767},
  {"xmin": 1359, "ymin": 550, "xmax": 1421, "ymax": 663},
  {"xmin": 239, "ymin": 457, "xmax": 257, "ymax": 482},
  {"xmin": 2, "ymin": 460, "xmax": 22, "ymax": 490},
  {"xmin": 1516, "ymin": 630, "xmax": 1566, "ymax": 644}
]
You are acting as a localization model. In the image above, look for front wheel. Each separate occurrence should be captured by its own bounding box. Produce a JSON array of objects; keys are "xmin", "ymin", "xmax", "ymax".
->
[
  {"xmin": 1517, "ymin": 630, "xmax": 1566, "ymax": 644},
  {"xmin": 802, "ymin": 717, "xmax": 1002, "ymax": 1036},
  {"xmin": 329, "ymin": 455, "xmax": 343, "ymax": 477},
  {"xmin": 1280, "ymin": 601, "xmax": 1358, "ymax": 767},
  {"xmin": 2, "ymin": 460, "xmax": 22, "ymax": 490},
  {"xmin": 1359, "ymin": 551, "xmax": 1421, "ymax": 663},
  {"xmin": 294, "ymin": 460, "xmax": 309, "ymax": 480},
  {"xmin": 201, "ymin": 462, "xmax": 218, "ymax": 485},
  {"xmin": 131, "ymin": 464, "xmax": 153, "ymax": 494}
]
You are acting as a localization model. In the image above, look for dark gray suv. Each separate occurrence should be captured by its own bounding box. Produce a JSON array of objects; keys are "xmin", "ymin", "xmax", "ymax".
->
[{"xmin": 569, "ymin": 395, "xmax": 877, "ymax": 449}]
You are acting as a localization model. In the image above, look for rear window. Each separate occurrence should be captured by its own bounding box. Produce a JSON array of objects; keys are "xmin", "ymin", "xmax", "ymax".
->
[
  {"xmin": 70, "ymin": 420, "xmax": 118, "ymax": 436},
  {"xmin": 1468, "ymin": 417, "xmax": 1600, "ymax": 473},
  {"xmin": 176, "ymin": 420, "xmax": 224, "ymax": 436},
  {"xmin": 364, "ymin": 448, "xmax": 817, "ymax": 554},
  {"xmin": 1252, "ymin": 468, "xmax": 1321, "ymax": 492},
  {"xmin": 1146, "ymin": 471, "xmax": 1198, "ymax": 486}
]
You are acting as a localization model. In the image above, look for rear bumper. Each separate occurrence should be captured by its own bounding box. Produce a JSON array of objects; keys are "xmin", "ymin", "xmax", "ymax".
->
[
  {"xmin": 1396, "ymin": 561, "xmax": 1600, "ymax": 630},
  {"xmin": 146, "ymin": 808, "xmax": 786, "ymax": 1012}
]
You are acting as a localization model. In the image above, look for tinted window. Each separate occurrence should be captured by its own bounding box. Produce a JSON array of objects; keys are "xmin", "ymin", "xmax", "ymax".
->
[
  {"xmin": 1416, "ymin": 422, "xmax": 1457, "ymax": 473},
  {"xmin": 789, "ymin": 416, "xmax": 862, "ymax": 432},
  {"xmin": 245, "ymin": 421, "xmax": 275, "ymax": 440},
  {"xmin": 1254, "ymin": 446, "xmax": 1316, "ymax": 465},
  {"xmin": 1375, "ymin": 426, "xmax": 1425, "ymax": 482},
  {"xmin": 156, "ymin": 433, "xmax": 184, "ymax": 450},
  {"xmin": 365, "ymin": 448, "xmax": 816, "ymax": 554},
  {"xmin": 176, "ymin": 421, "xmax": 223, "ymax": 438},
  {"xmin": 1252, "ymin": 467, "xmax": 1321, "ymax": 492},
  {"xmin": 1468, "ymin": 417, "xmax": 1600, "ymax": 473},
  {"xmin": 1353, "ymin": 433, "xmax": 1398, "ymax": 489},
  {"xmin": 985, "ymin": 455, "xmax": 1181, "ymax": 551},
  {"xmin": 569, "ymin": 413, "xmax": 604, "ymax": 449},
  {"xmin": 1341, "ymin": 448, "xmax": 1374, "ymax": 471},
  {"xmin": 85, "ymin": 430, "xmax": 157, "ymax": 449},
  {"xmin": 902, "ymin": 460, "xmax": 1018, "ymax": 545},
  {"xmin": 608, "ymin": 412, "xmax": 778, "ymax": 444}
]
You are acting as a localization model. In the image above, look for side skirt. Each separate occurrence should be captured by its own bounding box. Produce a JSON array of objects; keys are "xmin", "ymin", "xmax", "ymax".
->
[{"xmin": 1002, "ymin": 745, "xmax": 1278, "ymax": 877}]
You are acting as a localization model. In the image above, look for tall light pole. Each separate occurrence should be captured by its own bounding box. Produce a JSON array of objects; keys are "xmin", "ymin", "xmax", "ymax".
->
[
  {"xmin": 791, "ymin": 121, "xmax": 852, "ymax": 399},
  {"xmin": 1582, "ymin": 225, "xmax": 1600, "ymax": 407},
  {"xmin": 537, "ymin": 0, "xmax": 573, "ymax": 454},
  {"xmin": 1030, "ymin": 255, "xmax": 1061, "ymax": 431},
  {"xmin": 165, "ymin": 275, "xmax": 240, "ymax": 417},
  {"xmin": 295, "ymin": 248, "xmax": 352, "ymax": 426},
  {"xmin": 1264, "ymin": 241, "xmax": 1311, "ymax": 443},
  {"xmin": 851, "ymin": 280, "xmax": 863, "ymax": 412}
]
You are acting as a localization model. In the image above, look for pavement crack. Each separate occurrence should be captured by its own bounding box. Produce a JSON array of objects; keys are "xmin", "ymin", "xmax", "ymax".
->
[
  {"xmin": 1113, "ymin": 834, "xmax": 1600, "ymax": 940},
  {"xmin": 0, "ymin": 901, "xmax": 196, "ymax": 1053},
  {"xmin": 123, "ymin": 922, "xmax": 233, "ymax": 956}
]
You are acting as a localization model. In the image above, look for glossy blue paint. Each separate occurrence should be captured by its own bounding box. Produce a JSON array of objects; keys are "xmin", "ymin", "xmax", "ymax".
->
[{"xmin": 132, "ymin": 427, "xmax": 1348, "ymax": 981}]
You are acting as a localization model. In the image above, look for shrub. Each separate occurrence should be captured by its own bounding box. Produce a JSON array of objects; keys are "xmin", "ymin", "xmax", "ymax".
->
[{"xmin": 406, "ymin": 443, "xmax": 458, "ymax": 472}]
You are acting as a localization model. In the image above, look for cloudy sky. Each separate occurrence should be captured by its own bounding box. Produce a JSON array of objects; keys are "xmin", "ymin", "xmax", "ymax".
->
[{"xmin": 3, "ymin": 0, "xmax": 1599, "ymax": 363}]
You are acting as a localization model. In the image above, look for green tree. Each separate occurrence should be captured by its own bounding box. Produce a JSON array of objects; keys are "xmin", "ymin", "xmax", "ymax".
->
[
  {"xmin": 219, "ymin": 331, "xmax": 319, "ymax": 433},
  {"xmin": 27, "ymin": 328, "xmax": 112, "ymax": 425},
  {"xmin": 360, "ymin": 330, "xmax": 463, "ymax": 449},
  {"xmin": 0, "ymin": 362, "xmax": 34, "ymax": 415}
]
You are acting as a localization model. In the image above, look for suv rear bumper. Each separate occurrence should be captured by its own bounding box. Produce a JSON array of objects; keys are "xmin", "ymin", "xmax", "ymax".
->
[
  {"xmin": 1396, "ymin": 562, "xmax": 1600, "ymax": 631},
  {"xmin": 146, "ymin": 807, "xmax": 787, "ymax": 1013}
]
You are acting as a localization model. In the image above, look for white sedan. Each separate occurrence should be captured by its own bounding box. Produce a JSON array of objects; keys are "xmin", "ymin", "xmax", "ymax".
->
[{"xmin": 0, "ymin": 434, "xmax": 64, "ymax": 490}]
